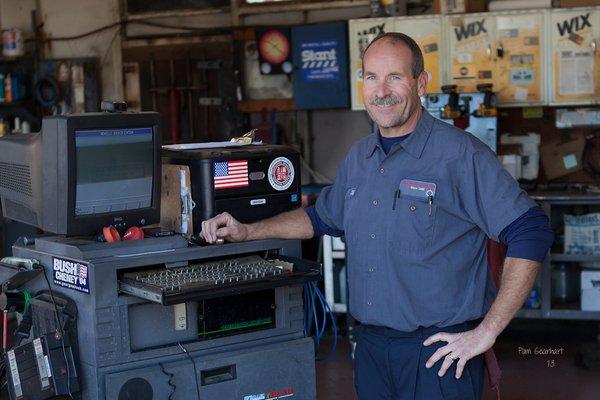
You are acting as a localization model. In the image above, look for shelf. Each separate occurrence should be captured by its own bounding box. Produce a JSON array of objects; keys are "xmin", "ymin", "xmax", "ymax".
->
[
  {"xmin": 331, "ymin": 251, "xmax": 345, "ymax": 259},
  {"xmin": 530, "ymin": 192, "xmax": 600, "ymax": 204},
  {"xmin": 516, "ymin": 307, "xmax": 600, "ymax": 320},
  {"xmin": 126, "ymin": 7, "xmax": 225, "ymax": 21},
  {"xmin": 515, "ymin": 308, "xmax": 600, "ymax": 321},
  {"xmin": 237, "ymin": 99, "xmax": 295, "ymax": 113},
  {"xmin": 516, "ymin": 308, "xmax": 544, "ymax": 319},
  {"xmin": 0, "ymin": 56, "xmax": 26, "ymax": 63},
  {"xmin": 515, "ymin": 196, "xmax": 600, "ymax": 322},
  {"xmin": 237, "ymin": 1, "xmax": 370, "ymax": 16},
  {"xmin": 550, "ymin": 253, "xmax": 600, "ymax": 263},
  {"xmin": 549, "ymin": 309, "xmax": 600, "ymax": 320}
]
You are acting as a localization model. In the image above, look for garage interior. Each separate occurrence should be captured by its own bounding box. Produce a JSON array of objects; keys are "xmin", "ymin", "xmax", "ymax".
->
[{"xmin": 0, "ymin": 0, "xmax": 598, "ymax": 399}]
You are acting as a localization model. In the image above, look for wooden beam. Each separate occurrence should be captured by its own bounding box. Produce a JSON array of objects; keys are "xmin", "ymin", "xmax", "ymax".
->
[
  {"xmin": 238, "ymin": 0, "xmax": 370, "ymax": 16},
  {"xmin": 237, "ymin": 98, "xmax": 295, "ymax": 113},
  {"xmin": 396, "ymin": 0, "xmax": 408, "ymax": 15},
  {"xmin": 232, "ymin": 28, "xmax": 256, "ymax": 41},
  {"xmin": 126, "ymin": 7, "xmax": 227, "ymax": 21},
  {"xmin": 231, "ymin": 0, "xmax": 241, "ymax": 27},
  {"xmin": 123, "ymin": 35, "xmax": 231, "ymax": 49}
]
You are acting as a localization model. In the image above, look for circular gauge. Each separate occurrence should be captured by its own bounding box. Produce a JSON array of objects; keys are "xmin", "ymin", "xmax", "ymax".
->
[
  {"xmin": 258, "ymin": 30, "xmax": 290, "ymax": 65},
  {"xmin": 282, "ymin": 61, "xmax": 293, "ymax": 74},
  {"xmin": 260, "ymin": 62, "xmax": 272, "ymax": 75}
]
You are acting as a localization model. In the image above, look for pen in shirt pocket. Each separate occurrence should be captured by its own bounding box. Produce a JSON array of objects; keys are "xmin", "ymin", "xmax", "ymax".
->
[
  {"xmin": 428, "ymin": 195, "xmax": 433, "ymax": 216},
  {"xmin": 391, "ymin": 190, "xmax": 434, "ymax": 214},
  {"xmin": 392, "ymin": 189, "xmax": 399, "ymax": 210}
]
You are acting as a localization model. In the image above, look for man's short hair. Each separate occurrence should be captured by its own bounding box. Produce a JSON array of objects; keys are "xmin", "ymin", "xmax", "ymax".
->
[{"xmin": 361, "ymin": 32, "xmax": 424, "ymax": 79}]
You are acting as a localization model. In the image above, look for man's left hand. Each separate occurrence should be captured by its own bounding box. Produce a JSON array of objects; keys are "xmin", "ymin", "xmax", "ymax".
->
[{"xmin": 423, "ymin": 326, "xmax": 497, "ymax": 379}]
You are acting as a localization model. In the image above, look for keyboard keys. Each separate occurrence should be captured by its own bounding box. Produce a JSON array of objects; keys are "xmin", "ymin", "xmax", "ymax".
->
[{"xmin": 124, "ymin": 255, "xmax": 287, "ymax": 292}]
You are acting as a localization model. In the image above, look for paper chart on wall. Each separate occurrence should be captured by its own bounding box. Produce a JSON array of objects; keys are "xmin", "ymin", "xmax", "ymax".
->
[{"xmin": 559, "ymin": 50, "xmax": 594, "ymax": 95}]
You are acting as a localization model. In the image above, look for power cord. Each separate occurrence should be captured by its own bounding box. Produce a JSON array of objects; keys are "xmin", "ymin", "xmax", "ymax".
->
[
  {"xmin": 303, "ymin": 282, "xmax": 338, "ymax": 362},
  {"xmin": 178, "ymin": 342, "xmax": 201, "ymax": 400},
  {"xmin": 40, "ymin": 263, "xmax": 75, "ymax": 400},
  {"xmin": 158, "ymin": 362, "xmax": 176, "ymax": 400},
  {"xmin": 0, "ymin": 359, "xmax": 5, "ymax": 395},
  {"xmin": 314, "ymin": 284, "xmax": 338, "ymax": 362}
]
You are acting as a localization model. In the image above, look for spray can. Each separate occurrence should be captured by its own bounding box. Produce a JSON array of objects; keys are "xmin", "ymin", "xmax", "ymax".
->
[
  {"xmin": 5, "ymin": 74, "xmax": 12, "ymax": 103},
  {"xmin": 0, "ymin": 73, "xmax": 5, "ymax": 102},
  {"xmin": 2, "ymin": 29, "xmax": 24, "ymax": 57}
]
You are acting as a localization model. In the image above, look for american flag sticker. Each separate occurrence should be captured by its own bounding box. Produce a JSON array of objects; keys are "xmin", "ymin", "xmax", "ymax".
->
[
  {"xmin": 79, "ymin": 265, "xmax": 88, "ymax": 279},
  {"xmin": 214, "ymin": 160, "xmax": 249, "ymax": 189}
]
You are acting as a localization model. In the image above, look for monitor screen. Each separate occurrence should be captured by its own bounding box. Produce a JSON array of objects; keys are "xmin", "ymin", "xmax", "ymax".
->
[{"xmin": 75, "ymin": 127, "xmax": 154, "ymax": 216}]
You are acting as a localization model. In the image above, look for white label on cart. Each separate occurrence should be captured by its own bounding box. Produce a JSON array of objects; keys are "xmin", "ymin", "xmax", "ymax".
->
[
  {"xmin": 7, "ymin": 350, "xmax": 22, "ymax": 398},
  {"xmin": 44, "ymin": 355, "xmax": 52, "ymax": 377},
  {"xmin": 33, "ymin": 338, "xmax": 50, "ymax": 389},
  {"xmin": 267, "ymin": 157, "xmax": 294, "ymax": 191},
  {"xmin": 250, "ymin": 198, "xmax": 267, "ymax": 206},
  {"xmin": 53, "ymin": 257, "xmax": 90, "ymax": 294},
  {"xmin": 174, "ymin": 303, "xmax": 187, "ymax": 331},
  {"xmin": 243, "ymin": 387, "xmax": 294, "ymax": 400}
]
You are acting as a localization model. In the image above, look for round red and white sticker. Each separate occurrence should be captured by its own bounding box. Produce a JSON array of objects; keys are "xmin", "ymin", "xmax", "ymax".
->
[{"xmin": 268, "ymin": 157, "xmax": 294, "ymax": 191}]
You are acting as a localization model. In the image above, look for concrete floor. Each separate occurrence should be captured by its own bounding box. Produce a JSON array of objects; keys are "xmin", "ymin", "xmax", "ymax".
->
[{"xmin": 315, "ymin": 323, "xmax": 600, "ymax": 400}]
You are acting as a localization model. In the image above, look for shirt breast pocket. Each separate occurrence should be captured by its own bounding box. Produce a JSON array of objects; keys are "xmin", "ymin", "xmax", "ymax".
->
[{"xmin": 388, "ymin": 195, "xmax": 437, "ymax": 255}]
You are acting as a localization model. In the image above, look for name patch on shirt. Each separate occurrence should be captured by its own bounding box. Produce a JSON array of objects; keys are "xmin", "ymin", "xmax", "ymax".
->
[{"xmin": 399, "ymin": 179, "xmax": 436, "ymax": 199}]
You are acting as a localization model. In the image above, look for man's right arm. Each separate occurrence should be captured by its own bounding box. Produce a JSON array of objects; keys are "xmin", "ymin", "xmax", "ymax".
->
[{"xmin": 199, "ymin": 207, "xmax": 314, "ymax": 244}]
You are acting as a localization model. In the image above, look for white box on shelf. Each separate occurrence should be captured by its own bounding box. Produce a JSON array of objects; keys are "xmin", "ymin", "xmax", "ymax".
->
[
  {"xmin": 581, "ymin": 270, "xmax": 600, "ymax": 311},
  {"xmin": 564, "ymin": 213, "xmax": 600, "ymax": 255}
]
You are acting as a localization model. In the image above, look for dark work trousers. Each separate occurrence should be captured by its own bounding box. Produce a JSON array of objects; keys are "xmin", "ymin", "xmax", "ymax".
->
[{"xmin": 354, "ymin": 320, "xmax": 484, "ymax": 400}]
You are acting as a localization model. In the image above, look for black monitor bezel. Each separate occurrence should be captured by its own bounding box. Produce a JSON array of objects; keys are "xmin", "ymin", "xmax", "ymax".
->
[{"xmin": 65, "ymin": 113, "xmax": 161, "ymax": 236}]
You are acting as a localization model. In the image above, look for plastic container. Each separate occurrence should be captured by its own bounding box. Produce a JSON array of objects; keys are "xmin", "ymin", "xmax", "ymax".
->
[
  {"xmin": 552, "ymin": 263, "xmax": 580, "ymax": 304},
  {"xmin": 2, "ymin": 29, "xmax": 24, "ymax": 57}
]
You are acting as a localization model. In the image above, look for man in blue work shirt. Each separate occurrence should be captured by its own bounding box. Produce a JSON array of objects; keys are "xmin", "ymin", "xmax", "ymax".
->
[{"xmin": 200, "ymin": 33, "xmax": 554, "ymax": 400}]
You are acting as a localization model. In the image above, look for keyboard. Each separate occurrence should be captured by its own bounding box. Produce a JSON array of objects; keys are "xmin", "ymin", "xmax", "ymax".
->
[{"xmin": 118, "ymin": 255, "xmax": 319, "ymax": 305}]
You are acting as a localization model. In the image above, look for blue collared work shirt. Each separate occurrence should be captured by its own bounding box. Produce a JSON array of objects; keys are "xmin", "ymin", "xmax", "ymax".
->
[{"xmin": 315, "ymin": 109, "xmax": 536, "ymax": 332}]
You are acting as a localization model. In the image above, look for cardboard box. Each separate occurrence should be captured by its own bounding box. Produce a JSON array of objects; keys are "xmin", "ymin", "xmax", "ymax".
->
[
  {"xmin": 581, "ymin": 270, "xmax": 600, "ymax": 311},
  {"xmin": 433, "ymin": 0, "xmax": 486, "ymax": 14},
  {"xmin": 540, "ymin": 133, "xmax": 586, "ymax": 180},
  {"xmin": 560, "ymin": 0, "xmax": 600, "ymax": 7}
]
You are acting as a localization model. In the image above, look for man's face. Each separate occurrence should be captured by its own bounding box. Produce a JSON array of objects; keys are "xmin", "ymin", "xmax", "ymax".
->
[{"xmin": 362, "ymin": 39, "xmax": 427, "ymax": 130}]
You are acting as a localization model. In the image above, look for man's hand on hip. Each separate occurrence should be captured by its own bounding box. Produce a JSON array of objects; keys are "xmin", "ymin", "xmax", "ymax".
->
[
  {"xmin": 200, "ymin": 212, "xmax": 248, "ymax": 243},
  {"xmin": 423, "ymin": 325, "xmax": 497, "ymax": 379}
]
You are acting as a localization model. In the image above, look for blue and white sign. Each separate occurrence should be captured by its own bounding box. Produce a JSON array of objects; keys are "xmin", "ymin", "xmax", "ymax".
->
[
  {"xmin": 292, "ymin": 22, "xmax": 349, "ymax": 109},
  {"xmin": 53, "ymin": 257, "xmax": 90, "ymax": 294},
  {"xmin": 300, "ymin": 40, "xmax": 339, "ymax": 81}
]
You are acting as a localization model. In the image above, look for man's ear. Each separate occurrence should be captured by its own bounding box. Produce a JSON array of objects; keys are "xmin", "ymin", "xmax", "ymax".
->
[{"xmin": 417, "ymin": 71, "xmax": 429, "ymax": 96}]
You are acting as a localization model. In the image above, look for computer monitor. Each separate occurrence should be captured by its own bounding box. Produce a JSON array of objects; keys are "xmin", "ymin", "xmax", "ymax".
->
[{"xmin": 0, "ymin": 111, "xmax": 161, "ymax": 236}]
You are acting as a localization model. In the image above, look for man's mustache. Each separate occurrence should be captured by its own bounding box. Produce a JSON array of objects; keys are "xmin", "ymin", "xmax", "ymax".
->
[{"xmin": 369, "ymin": 96, "xmax": 401, "ymax": 106}]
